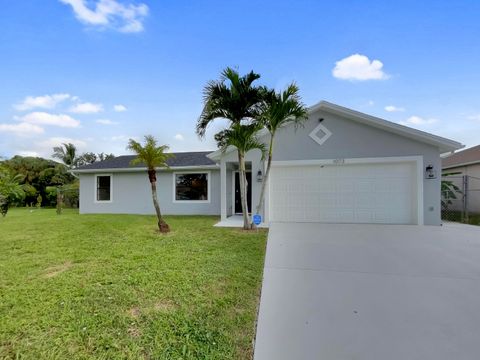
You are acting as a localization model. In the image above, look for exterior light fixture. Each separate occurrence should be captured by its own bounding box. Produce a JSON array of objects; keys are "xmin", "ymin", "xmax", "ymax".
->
[
  {"xmin": 425, "ymin": 164, "xmax": 436, "ymax": 179},
  {"xmin": 256, "ymin": 170, "xmax": 263, "ymax": 182}
]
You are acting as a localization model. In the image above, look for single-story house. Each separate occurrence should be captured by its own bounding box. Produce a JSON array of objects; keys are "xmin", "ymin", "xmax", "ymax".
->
[
  {"xmin": 442, "ymin": 144, "xmax": 480, "ymax": 213},
  {"xmin": 73, "ymin": 101, "xmax": 463, "ymax": 226}
]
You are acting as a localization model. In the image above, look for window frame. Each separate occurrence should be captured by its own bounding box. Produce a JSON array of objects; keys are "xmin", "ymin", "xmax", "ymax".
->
[
  {"xmin": 94, "ymin": 174, "xmax": 113, "ymax": 203},
  {"xmin": 172, "ymin": 171, "xmax": 211, "ymax": 204}
]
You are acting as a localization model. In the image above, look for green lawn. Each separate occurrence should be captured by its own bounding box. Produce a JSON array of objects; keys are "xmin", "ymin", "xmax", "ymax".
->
[
  {"xmin": 442, "ymin": 210, "xmax": 480, "ymax": 226},
  {"xmin": 0, "ymin": 209, "xmax": 267, "ymax": 359}
]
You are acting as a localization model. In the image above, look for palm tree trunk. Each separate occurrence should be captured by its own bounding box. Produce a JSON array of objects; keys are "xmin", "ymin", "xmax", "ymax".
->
[
  {"xmin": 238, "ymin": 151, "xmax": 251, "ymax": 230},
  {"xmin": 256, "ymin": 134, "xmax": 274, "ymax": 216},
  {"xmin": 149, "ymin": 170, "xmax": 170, "ymax": 233}
]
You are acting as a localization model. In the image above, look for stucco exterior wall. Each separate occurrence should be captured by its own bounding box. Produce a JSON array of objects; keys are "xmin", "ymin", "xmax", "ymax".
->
[
  {"xmin": 79, "ymin": 169, "xmax": 221, "ymax": 215},
  {"xmin": 220, "ymin": 108, "xmax": 443, "ymax": 225}
]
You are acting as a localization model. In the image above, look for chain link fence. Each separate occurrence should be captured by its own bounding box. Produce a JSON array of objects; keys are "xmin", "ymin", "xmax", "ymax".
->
[{"xmin": 442, "ymin": 175, "xmax": 480, "ymax": 225}]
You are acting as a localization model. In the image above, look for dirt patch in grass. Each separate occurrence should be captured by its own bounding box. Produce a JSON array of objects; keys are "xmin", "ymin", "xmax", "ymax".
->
[
  {"xmin": 42, "ymin": 261, "xmax": 73, "ymax": 279},
  {"xmin": 128, "ymin": 325, "xmax": 142, "ymax": 338},
  {"xmin": 127, "ymin": 307, "xmax": 141, "ymax": 319},
  {"xmin": 153, "ymin": 299, "xmax": 177, "ymax": 313}
]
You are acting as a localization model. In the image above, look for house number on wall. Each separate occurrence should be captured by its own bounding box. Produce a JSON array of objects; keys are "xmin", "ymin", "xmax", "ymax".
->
[{"xmin": 333, "ymin": 158, "xmax": 345, "ymax": 165}]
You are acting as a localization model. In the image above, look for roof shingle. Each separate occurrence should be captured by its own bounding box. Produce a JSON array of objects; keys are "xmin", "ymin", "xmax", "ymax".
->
[{"xmin": 74, "ymin": 151, "xmax": 216, "ymax": 171}]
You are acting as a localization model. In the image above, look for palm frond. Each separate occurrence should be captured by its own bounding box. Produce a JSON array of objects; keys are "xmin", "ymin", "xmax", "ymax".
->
[
  {"xmin": 127, "ymin": 135, "xmax": 174, "ymax": 170},
  {"xmin": 257, "ymin": 82, "xmax": 308, "ymax": 134},
  {"xmin": 216, "ymin": 123, "xmax": 266, "ymax": 159},
  {"xmin": 197, "ymin": 67, "xmax": 263, "ymax": 138}
]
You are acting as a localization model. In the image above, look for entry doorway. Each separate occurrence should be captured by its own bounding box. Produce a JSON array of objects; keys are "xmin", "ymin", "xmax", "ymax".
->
[{"xmin": 234, "ymin": 172, "xmax": 252, "ymax": 214}]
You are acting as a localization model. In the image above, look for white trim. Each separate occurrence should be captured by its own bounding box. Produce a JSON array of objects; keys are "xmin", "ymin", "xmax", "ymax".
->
[
  {"xmin": 94, "ymin": 173, "xmax": 113, "ymax": 203},
  {"xmin": 232, "ymin": 170, "xmax": 252, "ymax": 215},
  {"xmin": 308, "ymin": 123, "xmax": 332, "ymax": 146},
  {"xmin": 73, "ymin": 165, "xmax": 219, "ymax": 174},
  {"xmin": 268, "ymin": 156, "xmax": 424, "ymax": 225},
  {"xmin": 172, "ymin": 171, "xmax": 211, "ymax": 204}
]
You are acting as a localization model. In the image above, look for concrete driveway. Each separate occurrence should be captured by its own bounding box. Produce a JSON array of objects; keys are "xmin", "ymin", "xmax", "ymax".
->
[{"xmin": 254, "ymin": 222, "xmax": 480, "ymax": 360}]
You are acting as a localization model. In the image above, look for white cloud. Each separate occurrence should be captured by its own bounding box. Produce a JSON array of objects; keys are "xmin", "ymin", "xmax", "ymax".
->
[
  {"xmin": 385, "ymin": 105, "xmax": 405, "ymax": 112},
  {"xmin": 17, "ymin": 112, "xmax": 81, "ymax": 128},
  {"xmin": 0, "ymin": 122, "xmax": 44, "ymax": 136},
  {"xmin": 110, "ymin": 135, "xmax": 131, "ymax": 142},
  {"xmin": 467, "ymin": 114, "xmax": 480, "ymax": 121},
  {"xmin": 174, "ymin": 133, "xmax": 184, "ymax": 141},
  {"xmin": 332, "ymin": 54, "xmax": 389, "ymax": 81},
  {"xmin": 18, "ymin": 151, "xmax": 41, "ymax": 157},
  {"xmin": 399, "ymin": 115, "xmax": 438, "ymax": 126},
  {"xmin": 36, "ymin": 137, "xmax": 88, "ymax": 158},
  {"xmin": 14, "ymin": 93, "xmax": 71, "ymax": 111},
  {"xmin": 113, "ymin": 104, "xmax": 127, "ymax": 112},
  {"xmin": 59, "ymin": 0, "xmax": 149, "ymax": 33},
  {"xmin": 70, "ymin": 102, "xmax": 104, "ymax": 114},
  {"xmin": 96, "ymin": 119, "xmax": 118, "ymax": 125}
]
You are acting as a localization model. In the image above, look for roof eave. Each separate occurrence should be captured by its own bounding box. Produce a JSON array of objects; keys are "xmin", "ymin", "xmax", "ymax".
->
[
  {"xmin": 72, "ymin": 164, "xmax": 219, "ymax": 174},
  {"xmin": 315, "ymin": 101, "xmax": 464, "ymax": 153},
  {"xmin": 442, "ymin": 160, "xmax": 480, "ymax": 170}
]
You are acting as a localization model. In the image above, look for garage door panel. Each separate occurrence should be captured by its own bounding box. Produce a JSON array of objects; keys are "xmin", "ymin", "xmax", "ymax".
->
[{"xmin": 269, "ymin": 161, "xmax": 417, "ymax": 224}]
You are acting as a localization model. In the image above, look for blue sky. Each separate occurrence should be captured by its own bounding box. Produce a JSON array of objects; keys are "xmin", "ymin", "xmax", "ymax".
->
[{"xmin": 1, "ymin": 0, "xmax": 479, "ymax": 158}]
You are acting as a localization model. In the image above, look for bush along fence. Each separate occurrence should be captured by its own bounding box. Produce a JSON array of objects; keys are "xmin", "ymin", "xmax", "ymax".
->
[{"xmin": 441, "ymin": 174, "xmax": 480, "ymax": 225}]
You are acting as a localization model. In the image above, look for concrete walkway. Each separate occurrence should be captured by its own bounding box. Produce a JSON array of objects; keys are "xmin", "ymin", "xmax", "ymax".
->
[{"xmin": 254, "ymin": 222, "xmax": 480, "ymax": 360}]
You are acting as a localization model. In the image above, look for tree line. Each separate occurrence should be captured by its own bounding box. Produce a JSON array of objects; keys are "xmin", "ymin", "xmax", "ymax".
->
[{"xmin": 0, "ymin": 145, "xmax": 115, "ymax": 216}]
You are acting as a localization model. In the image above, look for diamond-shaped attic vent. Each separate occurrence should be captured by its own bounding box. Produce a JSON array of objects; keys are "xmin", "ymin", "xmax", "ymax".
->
[{"xmin": 309, "ymin": 123, "xmax": 332, "ymax": 145}]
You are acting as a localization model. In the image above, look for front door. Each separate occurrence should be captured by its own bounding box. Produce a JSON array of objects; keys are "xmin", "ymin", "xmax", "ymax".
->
[{"xmin": 234, "ymin": 172, "xmax": 252, "ymax": 214}]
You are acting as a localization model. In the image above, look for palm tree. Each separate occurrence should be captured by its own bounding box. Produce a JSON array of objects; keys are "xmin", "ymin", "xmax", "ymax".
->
[
  {"xmin": 0, "ymin": 166, "xmax": 25, "ymax": 217},
  {"xmin": 197, "ymin": 67, "xmax": 264, "ymax": 229},
  {"xmin": 52, "ymin": 143, "xmax": 77, "ymax": 169},
  {"xmin": 215, "ymin": 123, "xmax": 266, "ymax": 225},
  {"xmin": 255, "ymin": 83, "xmax": 308, "ymax": 216},
  {"xmin": 127, "ymin": 135, "xmax": 173, "ymax": 233}
]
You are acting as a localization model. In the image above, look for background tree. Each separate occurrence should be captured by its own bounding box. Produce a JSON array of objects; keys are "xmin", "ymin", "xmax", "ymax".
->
[
  {"xmin": 255, "ymin": 83, "xmax": 308, "ymax": 216},
  {"xmin": 76, "ymin": 152, "xmax": 116, "ymax": 167},
  {"xmin": 127, "ymin": 135, "xmax": 173, "ymax": 233},
  {"xmin": 0, "ymin": 165, "xmax": 25, "ymax": 217},
  {"xmin": 3, "ymin": 156, "xmax": 75, "ymax": 207},
  {"xmin": 52, "ymin": 143, "xmax": 78, "ymax": 169},
  {"xmin": 197, "ymin": 67, "xmax": 264, "ymax": 229},
  {"xmin": 76, "ymin": 152, "xmax": 97, "ymax": 166}
]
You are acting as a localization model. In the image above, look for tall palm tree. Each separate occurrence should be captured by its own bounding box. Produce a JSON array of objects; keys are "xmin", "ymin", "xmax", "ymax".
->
[
  {"xmin": 52, "ymin": 143, "xmax": 78, "ymax": 169},
  {"xmin": 197, "ymin": 67, "xmax": 264, "ymax": 229},
  {"xmin": 216, "ymin": 123, "xmax": 266, "ymax": 226},
  {"xmin": 127, "ymin": 135, "xmax": 173, "ymax": 233},
  {"xmin": 255, "ymin": 83, "xmax": 308, "ymax": 215}
]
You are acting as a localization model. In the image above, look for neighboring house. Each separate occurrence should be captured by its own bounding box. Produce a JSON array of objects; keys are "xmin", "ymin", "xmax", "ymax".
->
[
  {"xmin": 73, "ymin": 101, "xmax": 463, "ymax": 225},
  {"xmin": 442, "ymin": 145, "xmax": 480, "ymax": 213}
]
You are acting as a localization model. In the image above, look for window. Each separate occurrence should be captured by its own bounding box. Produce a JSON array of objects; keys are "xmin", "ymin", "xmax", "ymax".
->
[
  {"xmin": 96, "ymin": 175, "xmax": 112, "ymax": 202},
  {"xmin": 174, "ymin": 173, "xmax": 209, "ymax": 202}
]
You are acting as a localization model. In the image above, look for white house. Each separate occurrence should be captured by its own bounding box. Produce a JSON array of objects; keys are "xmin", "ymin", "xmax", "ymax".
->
[{"xmin": 73, "ymin": 101, "xmax": 463, "ymax": 226}]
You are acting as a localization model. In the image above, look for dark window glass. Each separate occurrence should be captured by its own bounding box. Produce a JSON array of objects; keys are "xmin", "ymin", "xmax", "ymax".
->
[
  {"xmin": 97, "ymin": 176, "xmax": 111, "ymax": 201},
  {"xmin": 175, "ymin": 173, "xmax": 208, "ymax": 201}
]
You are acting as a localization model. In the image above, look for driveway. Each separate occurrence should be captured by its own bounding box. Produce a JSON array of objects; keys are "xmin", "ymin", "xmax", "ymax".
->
[{"xmin": 254, "ymin": 222, "xmax": 480, "ymax": 360}]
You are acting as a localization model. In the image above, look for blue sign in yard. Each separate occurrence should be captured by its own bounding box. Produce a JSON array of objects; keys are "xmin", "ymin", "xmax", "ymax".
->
[{"xmin": 253, "ymin": 214, "xmax": 262, "ymax": 225}]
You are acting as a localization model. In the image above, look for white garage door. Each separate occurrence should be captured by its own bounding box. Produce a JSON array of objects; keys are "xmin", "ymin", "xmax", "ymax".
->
[{"xmin": 269, "ymin": 161, "xmax": 418, "ymax": 224}]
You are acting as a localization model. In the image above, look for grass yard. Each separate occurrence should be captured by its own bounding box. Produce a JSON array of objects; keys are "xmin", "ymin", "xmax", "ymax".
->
[
  {"xmin": 442, "ymin": 210, "xmax": 480, "ymax": 226},
  {"xmin": 0, "ymin": 209, "xmax": 267, "ymax": 359}
]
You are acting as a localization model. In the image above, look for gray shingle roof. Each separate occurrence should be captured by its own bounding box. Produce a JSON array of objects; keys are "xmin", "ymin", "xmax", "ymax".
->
[{"xmin": 74, "ymin": 151, "xmax": 216, "ymax": 171}]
